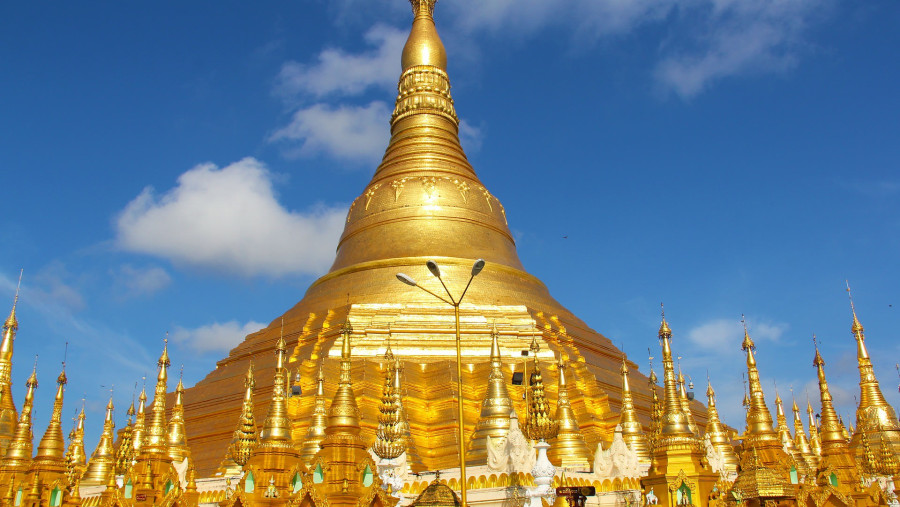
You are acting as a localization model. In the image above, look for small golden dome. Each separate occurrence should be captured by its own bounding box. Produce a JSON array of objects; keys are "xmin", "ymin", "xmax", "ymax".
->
[{"xmin": 410, "ymin": 478, "xmax": 461, "ymax": 507}]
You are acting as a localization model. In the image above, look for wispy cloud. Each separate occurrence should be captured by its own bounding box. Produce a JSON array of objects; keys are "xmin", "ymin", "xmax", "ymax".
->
[
  {"xmin": 171, "ymin": 320, "xmax": 265, "ymax": 354},
  {"xmin": 332, "ymin": 0, "xmax": 830, "ymax": 99},
  {"xmin": 275, "ymin": 25, "xmax": 406, "ymax": 99},
  {"xmin": 270, "ymin": 102, "xmax": 391, "ymax": 164},
  {"xmin": 115, "ymin": 157, "xmax": 346, "ymax": 277},
  {"xmin": 111, "ymin": 264, "xmax": 171, "ymax": 299}
]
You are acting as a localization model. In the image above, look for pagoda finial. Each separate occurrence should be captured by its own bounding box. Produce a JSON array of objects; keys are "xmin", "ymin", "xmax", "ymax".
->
[
  {"xmin": 548, "ymin": 358, "xmax": 592, "ymax": 468},
  {"xmin": 705, "ymin": 378, "xmax": 739, "ymax": 471},
  {"xmin": 3, "ymin": 269, "xmax": 22, "ymax": 333},
  {"xmin": 521, "ymin": 339, "xmax": 557, "ymax": 442},
  {"xmin": 142, "ymin": 337, "xmax": 171, "ymax": 456},
  {"xmin": 619, "ymin": 353, "xmax": 650, "ymax": 463},
  {"xmin": 226, "ymin": 362, "xmax": 258, "ymax": 467},
  {"xmin": 773, "ymin": 383, "xmax": 797, "ymax": 453},
  {"xmin": 843, "ymin": 283, "xmax": 898, "ymax": 445},
  {"xmin": 81, "ymin": 392, "xmax": 116, "ymax": 485},
  {"xmin": 741, "ymin": 316, "xmax": 778, "ymax": 443},
  {"xmin": 791, "ymin": 391, "xmax": 817, "ymax": 469},
  {"xmin": 1, "ymin": 359, "xmax": 38, "ymax": 473},
  {"xmin": 167, "ymin": 370, "xmax": 189, "ymax": 462},
  {"xmin": 467, "ymin": 325, "xmax": 513, "ymax": 463},
  {"xmin": 401, "ymin": 0, "xmax": 446, "ymax": 72},
  {"xmin": 258, "ymin": 321, "xmax": 292, "ymax": 447},
  {"xmin": 131, "ymin": 382, "xmax": 148, "ymax": 456},
  {"xmin": 65, "ymin": 399, "xmax": 87, "ymax": 487},
  {"xmin": 326, "ymin": 322, "xmax": 360, "ymax": 435},
  {"xmin": 300, "ymin": 361, "xmax": 327, "ymax": 461},
  {"xmin": 812, "ymin": 335, "xmax": 847, "ymax": 450},
  {"xmin": 33, "ymin": 360, "xmax": 68, "ymax": 464},
  {"xmin": 657, "ymin": 307, "xmax": 692, "ymax": 437},
  {"xmin": 374, "ymin": 341, "xmax": 406, "ymax": 460},
  {"xmin": 676, "ymin": 357, "xmax": 699, "ymax": 436}
]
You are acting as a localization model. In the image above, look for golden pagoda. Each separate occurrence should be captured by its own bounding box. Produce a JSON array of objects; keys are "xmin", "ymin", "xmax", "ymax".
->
[
  {"xmin": 800, "ymin": 336, "xmax": 867, "ymax": 506},
  {"xmin": 64, "ymin": 402, "xmax": 86, "ymax": 489},
  {"xmin": 618, "ymin": 356, "xmax": 650, "ymax": 465},
  {"xmin": 641, "ymin": 311, "xmax": 717, "ymax": 507},
  {"xmin": 80, "ymin": 394, "xmax": 115, "ymax": 487},
  {"xmin": 373, "ymin": 341, "xmax": 406, "ymax": 462},
  {"xmin": 121, "ymin": 340, "xmax": 184, "ymax": 506},
  {"xmin": 807, "ymin": 398, "xmax": 823, "ymax": 459},
  {"xmin": 0, "ymin": 361, "xmax": 38, "ymax": 485},
  {"xmin": 844, "ymin": 286, "xmax": 900, "ymax": 471},
  {"xmin": 132, "ymin": 386, "xmax": 147, "ymax": 457},
  {"xmin": 730, "ymin": 318, "xmax": 796, "ymax": 504},
  {"xmin": 466, "ymin": 327, "xmax": 513, "ymax": 464},
  {"xmin": 0, "ymin": 281, "xmax": 20, "ymax": 458},
  {"xmin": 167, "ymin": 374, "xmax": 190, "ymax": 464},
  {"xmin": 791, "ymin": 396, "xmax": 818, "ymax": 472},
  {"xmin": 218, "ymin": 363, "xmax": 259, "ymax": 475},
  {"xmin": 547, "ymin": 358, "xmax": 592, "ymax": 469},
  {"xmin": 704, "ymin": 379, "xmax": 738, "ymax": 473},
  {"xmin": 230, "ymin": 325, "xmax": 308, "ymax": 505},
  {"xmin": 306, "ymin": 324, "xmax": 390, "ymax": 507},
  {"xmin": 26, "ymin": 365, "xmax": 69, "ymax": 505},
  {"xmin": 179, "ymin": 0, "xmax": 659, "ymax": 476},
  {"xmin": 114, "ymin": 401, "xmax": 135, "ymax": 475},
  {"xmin": 677, "ymin": 362, "xmax": 700, "ymax": 437}
]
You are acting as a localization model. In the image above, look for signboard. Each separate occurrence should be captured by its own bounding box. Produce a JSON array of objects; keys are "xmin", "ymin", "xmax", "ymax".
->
[
  {"xmin": 136, "ymin": 493, "xmax": 147, "ymax": 501},
  {"xmin": 556, "ymin": 486, "xmax": 596, "ymax": 497}
]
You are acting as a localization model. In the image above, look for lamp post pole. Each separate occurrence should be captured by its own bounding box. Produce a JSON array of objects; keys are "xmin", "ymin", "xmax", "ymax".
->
[{"xmin": 397, "ymin": 259, "xmax": 485, "ymax": 507}]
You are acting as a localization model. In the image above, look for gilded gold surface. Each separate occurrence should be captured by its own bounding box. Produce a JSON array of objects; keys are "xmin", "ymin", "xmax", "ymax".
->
[
  {"xmin": 167, "ymin": 377, "xmax": 190, "ymax": 462},
  {"xmin": 81, "ymin": 395, "xmax": 115, "ymax": 486},
  {"xmin": 618, "ymin": 357, "xmax": 650, "ymax": 464},
  {"xmin": 704, "ymin": 381, "xmax": 738, "ymax": 472},
  {"xmin": 0, "ymin": 294, "xmax": 19, "ymax": 458},
  {"xmin": 465, "ymin": 328, "xmax": 513, "ymax": 464},
  {"xmin": 180, "ymin": 0, "xmax": 684, "ymax": 476}
]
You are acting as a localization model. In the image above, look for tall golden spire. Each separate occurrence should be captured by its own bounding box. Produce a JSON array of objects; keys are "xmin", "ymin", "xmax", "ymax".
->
[
  {"xmin": 0, "ymin": 272, "xmax": 22, "ymax": 457},
  {"xmin": 774, "ymin": 388, "xmax": 797, "ymax": 453},
  {"xmin": 32, "ymin": 365, "xmax": 68, "ymax": 468},
  {"xmin": 657, "ymin": 312, "xmax": 693, "ymax": 438},
  {"xmin": 374, "ymin": 340, "xmax": 406, "ymax": 460},
  {"xmin": 812, "ymin": 337, "xmax": 848, "ymax": 452},
  {"xmin": 676, "ymin": 360, "xmax": 699, "ymax": 436},
  {"xmin": 547, "ymin": 357, "xmax": 592, "ymax": 468},
  {"xmin": 740, "ymin": 317, "xmax": 779, "ymax": 444},
  {"xmin": 226, "ymin": 363, "xmax": 258, "ymax": 468},
  {"xmin": 299, "ymin": 362, "xmax": 326, "ymax": 461},
  {"xmin": 142, "ymin": 338, "xmax": 170, "ymax": 456},
  {"xmin": 401, "ymin": 0, "xmax": 447, "ymax": 72},
  {"xmin": 845, "ymin": 283, "xmax": 900, "ymax": 453},
  {"xmin": 806, "ymin": 397, "xmax": 822, "ymax": 457},
  {"xmin": 619, "ymin": 355, "xmax": 650, "ymax": 464},
  {"xmin": 467, "ymin": 327, "xmax": 513, "ymax": 463},
  {"xmin": 257, "ymin": 324, "xmax": 293, "ymax": 448},
  {"xmin": 65, "ymin": 400, "xmax": 86, "ymax": 487},
  {"xmin": 521, "ymin": 336, "xmax": 557, "ymax": 442},
  {"xmin": 167, "ymin": 371, "xmax": 190, "ymax": 463},
  {"xmin": 81, "ymin": 393, "xmax": 116, "ymax": 485},
  {"xmin": 0, "ymin": 361, "xmax": 37, "ymax": 474},
  {"xmin": 705, "ymin": 379, "xmax": 738, "ymax": 471},
  {"xmin": 647, "ymin": 354, "xmax": 662, "ymax": 455},
  {"xmin": 791, "ymin": 395, "xmax": 817, "ymax": 470},
  {"xmin": 131, "ymin": 385, "xmax": 147, "ymax": 456}
]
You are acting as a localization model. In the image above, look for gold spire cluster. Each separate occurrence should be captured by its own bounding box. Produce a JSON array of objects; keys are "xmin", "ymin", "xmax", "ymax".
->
[
  {"xmin": 374, "ymin": 341, "xmax": 406, "ymax": 460},
  {"xmin": 521, "ymin": 337, "xmax": 558, "ymax": 442}
]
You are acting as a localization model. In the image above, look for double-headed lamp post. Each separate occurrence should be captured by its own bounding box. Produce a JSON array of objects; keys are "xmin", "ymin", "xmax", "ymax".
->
[{"xmin": 397, "ymin": 258, "xmax": 486, "ymax": 506}]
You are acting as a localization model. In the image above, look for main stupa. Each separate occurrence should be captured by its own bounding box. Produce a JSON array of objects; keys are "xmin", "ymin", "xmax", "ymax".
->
[{"xmin": 182, "ymin": 0, "xmax": 708, "ymax": 476}]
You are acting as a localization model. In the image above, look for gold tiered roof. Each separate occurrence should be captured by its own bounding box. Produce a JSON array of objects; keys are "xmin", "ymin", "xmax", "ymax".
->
[{"xmin": 179, "ymin": 0, "xmax": 656, "ymax": 475}]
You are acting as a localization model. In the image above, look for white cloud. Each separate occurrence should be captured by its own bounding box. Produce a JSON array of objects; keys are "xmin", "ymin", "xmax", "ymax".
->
[
  {"xmin": 171, "ymin": 320, "xmax": 266, "ymax": 353},
  {"xmin": 332, "ymin": 0, "xmax": 828, "ymax": 98},
  {"xmin": 115, "ymin": 157, "xmax": 346, "ymax": 277},
  {"xmin": 686, "ymin": 317, "xmax": 786, "ymax": 354},
  {"xmin": 270, "ymin": 102, "xmax": 391, "ymax": 164},
  {"xmin": 276, "ymin": 25, "xmax": 406, "ymax": 98},
  {"xmin": 112, "ymin": 264, "xmax": 171, "ymax": 298},
  {"xmin": 458, "ymin": 119, "xmax": 484, "ymax": 153}
]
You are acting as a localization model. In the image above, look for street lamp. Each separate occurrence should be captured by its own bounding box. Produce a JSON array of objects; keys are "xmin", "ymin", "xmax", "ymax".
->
[{"xmin": 396, "ymin": 258, "xmax": 485, "ymax": 506}]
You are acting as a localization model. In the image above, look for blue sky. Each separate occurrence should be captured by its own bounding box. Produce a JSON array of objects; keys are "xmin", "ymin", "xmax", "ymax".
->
[{"xmin": 1, "ymin": 0, "xmax": 898, "ymax": 454}]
